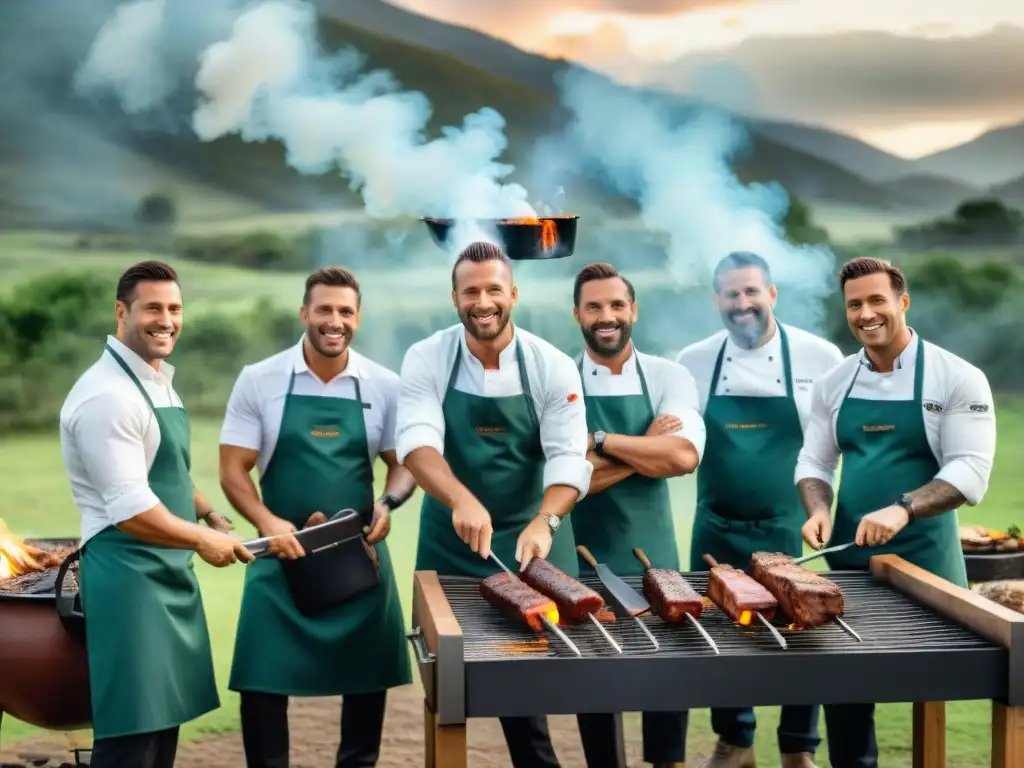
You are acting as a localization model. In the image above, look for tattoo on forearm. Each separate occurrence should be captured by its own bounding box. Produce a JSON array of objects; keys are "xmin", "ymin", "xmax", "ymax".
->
[
  {"xmin": 907, "ymin": 479, "xmax": 967, "ymax": 519},
  {"xmin": 797, "ymin": 478, "xmax": 834, "ymax": 518}
]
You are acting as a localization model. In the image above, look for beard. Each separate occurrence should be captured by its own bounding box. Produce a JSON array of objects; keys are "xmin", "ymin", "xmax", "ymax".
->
[
  {"xmin": 458, "ymin": 305, "xmax": 511, "ymax": 341},
  {"xmin": 723, "ymin": 307, "xmax": 768, "ymax": 347},
  {"xmin": 124, "ymin": 321, "xmax": 177, "ymax": 361},
  {"xmin": 307, "ymin": 323, "xmax": 352, "ymax": 358},
  {"xmin": 582, "ymin": 321, "xmax": 632, "ymax": 358}
]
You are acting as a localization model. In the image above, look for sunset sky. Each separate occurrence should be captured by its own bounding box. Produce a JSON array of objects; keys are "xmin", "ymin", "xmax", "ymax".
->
[{"xmin": 388, "ymin": 0, "xmax": 1024, "ymax": 158}]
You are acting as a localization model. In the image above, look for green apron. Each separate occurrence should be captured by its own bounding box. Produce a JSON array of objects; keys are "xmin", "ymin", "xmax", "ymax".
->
[
  {"xmin": 826, "ymin": 337, "xmax": 968, "ymax": 587},
  {"xmin": 572, "ymin": 353, "xmax": 677, "ymax": 576},
  {"xmin": 79, "ymin": 345, "xmax": 219, "ymax": 740},
  {"xmin": 415, "ymin": 338, "xmax": 579, "ymax": 579},
  {"xmin": 690, "ymin": 326, "xmax": 806, "ymax": 571},
  {"xmin": 229, "ymin": 369, "xmax": 411, "ymax": 696}
]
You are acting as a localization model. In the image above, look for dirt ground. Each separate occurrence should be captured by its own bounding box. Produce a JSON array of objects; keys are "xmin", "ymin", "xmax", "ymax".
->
[{"xmin": 0, "ymin": 685, "xmax": 716, "ymax": 767}]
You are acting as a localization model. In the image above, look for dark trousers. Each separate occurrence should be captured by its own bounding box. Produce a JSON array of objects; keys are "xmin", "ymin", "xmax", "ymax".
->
[
  {"xmin": 576, "ymin": 711, "xmax": 688, "ymax": 766},
  {"xmin": 499, "ymin": 716, "xmax": 562, "ymax": 768},
  {"xmin": 823, "ymin": 703, "xmax": 878, "ymax": 768},
  {"xmin": 240, "ymin": 690, "xmax": 387, "ymax": 767},
  {"xmin": 90, "ymin": 726, "xmax": 179, "ymax": 768},
  {"xmin": 711, "ymin": 705, "xmax": 821, "ymax": 753}
]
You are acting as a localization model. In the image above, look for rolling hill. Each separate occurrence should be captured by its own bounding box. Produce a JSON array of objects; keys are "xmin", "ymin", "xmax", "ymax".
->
[
  {"xmin": 0, "ymin": 0, "xmax": 935, "ymax": 227},
  {"xmin": 877, "ymin": 174, "xmax": 983, "ymax": 211},
  {"xmin": 991, "ymin": 175, "xmax": 1024, "ymax": 207},
  {"xmin": 913, "ymin": 122, "xmax": 1024, "ymax": 189}
]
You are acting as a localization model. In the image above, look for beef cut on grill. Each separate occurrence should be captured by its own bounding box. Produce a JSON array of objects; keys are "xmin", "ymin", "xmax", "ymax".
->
[
  {"xmin": 520, "ymin": 558, "xmax": 604, "ymax": 622},
  {"xmin": 750, "ymin": 552, "xmax": 845, "ymax": 627},
  {"xmin": 707, "ymin": 563, "xmax": 778, "ymax": 624},
  {"xmin": 480, "ymin": 572, "xmax": 558, "ymax": 632},
  {"xmin": 643, "ymin": 568, "xmax": 703, "ymax": 622}
]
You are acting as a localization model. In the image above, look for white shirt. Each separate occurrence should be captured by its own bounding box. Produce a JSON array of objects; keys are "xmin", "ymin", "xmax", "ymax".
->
[
  {"xmin": 795, "ymin": 330, "xmax": 996, "ymax": 505},
  {"xmin": 219, "ymin": 338, "xmax": 399, "ymax": 476},
  {"xmin": 395, "ymin": 324, "xmax": 593, "ymax": 498},
  {"xmin": 676, "ymin": 323, "xmax": 845, "ymax": 432},
  {"xmin": 578, "ymin": 348, "xmax": 707, "ymax": 460},
  {"xmin": 60, "ymin": 336, "xmax": 185, "ymax": 545}
]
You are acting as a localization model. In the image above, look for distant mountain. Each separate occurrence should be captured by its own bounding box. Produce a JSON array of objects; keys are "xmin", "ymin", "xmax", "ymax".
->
[
  {"xmin": 990, "ymin": 175, "xmax": 1024, "ymax": 207},
  {"xmin": 915, "ymin": 122, "xmax": 1024, "ymax": 188},
  {"xmin": 878, "ymin": 174, "xmax": 983, "ymax": 211}
]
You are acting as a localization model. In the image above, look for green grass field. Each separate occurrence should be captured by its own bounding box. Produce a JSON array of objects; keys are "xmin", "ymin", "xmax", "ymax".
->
[{"xmin": 2, "ymin": 403, "xmax": 1022, "ymax": 765}]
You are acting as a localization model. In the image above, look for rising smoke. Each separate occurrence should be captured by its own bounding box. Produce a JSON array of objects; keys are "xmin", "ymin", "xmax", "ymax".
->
[{"xmin": 75, "ymin": 0, "xmax": 534, "ymax": 252}]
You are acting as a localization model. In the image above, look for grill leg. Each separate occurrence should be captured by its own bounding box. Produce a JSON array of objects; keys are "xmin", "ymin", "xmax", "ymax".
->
[
  {"xmin": 423, "ymin": 698, "xmax": 466, "ymax": 768},
  {"xmin": 911, "ymin": 702, "xmax": 945, "ymax": 768},
  {"xmin": 992, "ymin": 701, "xmax": 1024, "ymax": 768}
]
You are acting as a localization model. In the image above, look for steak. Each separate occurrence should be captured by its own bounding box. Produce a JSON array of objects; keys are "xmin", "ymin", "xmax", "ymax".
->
[
  {"xmin": 642, "ymin": 568, "xmax": 703, "ymax": 622},
  {"xmin": 520, "ymin": 558, "xmax": 605, "ymax": 621},
  {"xmin": 480, "ymin": 572, "xmax": 559, "ymax": 632},
  {"xmin": 707, "ymin": 563, "xmax": 778, "ymax": 624},
  {"xmin": 750, "ymin": 552, "xmax": 845, "ymax": 628}
]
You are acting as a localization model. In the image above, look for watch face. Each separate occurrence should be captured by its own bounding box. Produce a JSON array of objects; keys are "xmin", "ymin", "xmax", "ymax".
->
[{"xmin": 548, "ymin": 515, "xmax": 560, "ymax": 530}]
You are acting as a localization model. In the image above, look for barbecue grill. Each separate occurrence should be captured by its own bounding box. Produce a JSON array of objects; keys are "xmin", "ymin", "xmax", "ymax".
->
[
  {"xmin": 408, "ymin": 554, "xmax": 1024, "ymax": 768},
  {"xmin": 0, "ymin": 539, "xmax": 90, "ymax": 740}
]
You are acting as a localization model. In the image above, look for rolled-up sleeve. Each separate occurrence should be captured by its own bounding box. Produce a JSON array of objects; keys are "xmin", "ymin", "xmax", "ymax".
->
[
  {"xmin": 539, "ymin": 354, "xmax": 593, "ymax": 498},
  {"xmin": 71, "ymin": 391, "xmax": 161, "ymax": 524},
  {"xmin": 658, "ymin": 360, "xmax": 707, "ymax": 461},
  {"xmin": 794, "ymin": 377, "xmax": 841, "ymax": 488},
  {"xmin": 934, "ymin": 366, "xmax": 996, "ymax": 505},
  {"xmin": 219, "ymin": 367, "xmax": 263, "ymax": 451},
  {"xmin": 395, "ymin": 346, "xmax": 445, "ymax": 464}
]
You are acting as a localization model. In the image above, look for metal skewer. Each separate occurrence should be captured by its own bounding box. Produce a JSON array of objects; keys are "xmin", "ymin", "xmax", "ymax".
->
[
  {"xmin": 834, "ymin": 616, "xmax": 862, "ymax": 642},
  {"xmin": 686, "ymin": 613, "xmax": 720, "ymax": 654},
  {"xmin": 491, "ymin": 553, "xmax": 582, "ymax": 658},
  {"xmin": 587, "ymin": 613, "xmax": 623, "ymax": 654},
  {"xmin": 756, "ymin": 612, "xmax": 788, "ymax": 649},
  {"xmin": 633, "ymin": 615, "xmax": 660, "ymax": 651}
]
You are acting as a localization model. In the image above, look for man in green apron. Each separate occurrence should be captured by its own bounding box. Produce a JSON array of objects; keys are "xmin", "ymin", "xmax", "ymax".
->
[
  {"xmin": 396, "ymin": 242, "xmax": 592, "ymax": 767},
  {"xmin": 59, "ymin": 260, "xmax": 254, "ymax": 768},
  {"xmin": 796, "ymin": 256, "xmax": 997, "ymax": 768},
  {"xmin": 220, "ymin": 267, "xmax": 416, "ymax": 767},
  {"xmin": 568, "ymin": 263, "xmax": 704, "ymax": 768},
  {"xmin": 677, "ymin": 252, "xmax": 844, "ymax": 768}
]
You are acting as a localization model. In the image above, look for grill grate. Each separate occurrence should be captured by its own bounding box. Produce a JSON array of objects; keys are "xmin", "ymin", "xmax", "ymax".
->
[{"xmin": 441, "ymin": 571, "xmax": 997, "ymax": 661}]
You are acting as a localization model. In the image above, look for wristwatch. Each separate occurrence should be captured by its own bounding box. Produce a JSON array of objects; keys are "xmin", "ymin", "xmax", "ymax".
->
[
  {"xmin": 894, "ymin": 493, "xmax": 915, "ymax": 522},
  {"xmin": 541, "ymin": 513, "xmax": 561, "ymax": 534},
  {"xmin": 378, "ymin": 493, "xmax": 402, "ymax": 511},
  {"xmin": 593, "ymin": 430, "xmax": 608, "ymax": 457}
]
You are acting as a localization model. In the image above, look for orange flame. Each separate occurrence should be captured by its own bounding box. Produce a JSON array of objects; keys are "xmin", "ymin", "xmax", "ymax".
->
[
  {"xmin": 737, "ymin": 610, "xmax": 753, "ymax": 626},
  {"xmin": 505, "ymin": 217, "xmax": 557, "ymax": 251},
  {"xmin": 0, "ymin": 518, "xmax": 43, "ymax": 579}
]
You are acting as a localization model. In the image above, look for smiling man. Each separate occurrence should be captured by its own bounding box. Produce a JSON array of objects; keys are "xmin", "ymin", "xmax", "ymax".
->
[
  {"xmin": 795, "ymin": 256, "xmax": 996, "ymax": 768},
  {"xmin": 676, "ymin": 251, "xmax": 843, "ymax": 768},
  {"xmin": 60, "ymin": 260, "xmax": 253, "ymax": 768},
  {"xmin": 396, "ymin": 241, "xmax": 592, "ymax": 768},
  {"xmin": 569, "ymin": 262, "xmax": 704, "ymax": 768},
  {"xmin": 220, "ymin": 266, "xmax": 415, "ymax": 768}
]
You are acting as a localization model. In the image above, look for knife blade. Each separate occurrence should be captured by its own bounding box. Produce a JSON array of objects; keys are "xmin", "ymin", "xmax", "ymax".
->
[
  {"xmin": 577, "ymin": 545, "xmax": 659, "ymax": 650},
  {"xmin": 793, "ymin": 541, "xmax": 854, "ymax": 565}
]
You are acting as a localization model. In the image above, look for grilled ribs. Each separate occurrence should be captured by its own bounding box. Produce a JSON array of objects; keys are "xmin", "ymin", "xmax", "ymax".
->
[
  {"xmin": 707, "ymin": 563, "xmax": 778, "ymax": 623},
  {"xmin": 480, "ymin": 572, "xmax": 558, "ymax": 632},
  {"xmin": 520, "ymin": 558, "xmax": 604, "ymax": 621},
  {"xmin": 750, "ymin": 552, "xmax": 845, "ymax": 627},
  {"xmin": 642, "ymin": 568, "xmax": 703, "ymax": 622}
]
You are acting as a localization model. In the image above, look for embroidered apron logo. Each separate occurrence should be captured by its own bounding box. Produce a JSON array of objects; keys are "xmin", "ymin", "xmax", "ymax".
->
[
  {"xmin": 725, "ymin": 422, "xmax": 769, "ymax": 430},
  {"xmin": 310, "ymin": 425, "xmax": 341, "ymax": 438},
  {"xmin": 862, "ymin": 424, "xmax": 896, "ymax": 432},
  {"xmin": 475, "ymin": 425, "xmax": 508, "ymax": 434}
]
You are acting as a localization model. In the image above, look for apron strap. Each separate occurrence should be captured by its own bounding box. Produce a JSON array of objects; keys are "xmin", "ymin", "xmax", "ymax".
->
[
  {"xmin": 447, "ymin": 334, "xmax": 538, "ymax": 429},
  {"xmin": 105, "ymin": 344, "xmax": 157, "ymax": 413},
  {"xmin": 912, "ymin": 336, "xmax": 925, "ymax": 403},
  {"xmin": 576, "ymin": 349, "xmax": 655, "ymax": 413},
  {"xmin": 778, "ymin": 325, "xmax": 795, "ymax": 399},
  {"xmin": 285, "ymin": 366, "xmax": 368, "ymax": 408},
  {"xmin": 709, "ymin": 338, "xmax": 728, "ymax": 398}
]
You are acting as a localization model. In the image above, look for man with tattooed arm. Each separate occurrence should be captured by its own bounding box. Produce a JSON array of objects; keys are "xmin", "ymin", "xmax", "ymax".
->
[{"xmin": 795, "ymin": 256, "xmax": 997, "ymax": 768}]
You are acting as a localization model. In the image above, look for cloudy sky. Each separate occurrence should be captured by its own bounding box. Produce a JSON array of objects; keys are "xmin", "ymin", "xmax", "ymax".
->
[{"xmin": 387, "ymin": 0, "xmax": 1024, "ymax": 158}]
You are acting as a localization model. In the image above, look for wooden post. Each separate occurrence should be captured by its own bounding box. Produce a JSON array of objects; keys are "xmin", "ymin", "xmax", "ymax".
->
[
  {"xmin": 992, "ymin": 701, "xmax": 1024, "ymax": 768},
  {"xmin": 423, "ymin": 698, "xmax": 467, "ymax": 768},
  {"xmin": 912, "ymin": 701, "xmax": 945, "ymax": 768}
]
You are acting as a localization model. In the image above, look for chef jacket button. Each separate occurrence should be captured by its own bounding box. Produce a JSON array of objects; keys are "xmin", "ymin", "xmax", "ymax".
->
[
  {"xmin": 722, "ymin": 376, "xmax": 728, "ymax": 381},
  {"xmin": 769, "ymin": 356, "xmax": 774, "ymax": 361},
  {"xmin": 727, "ymin": 357, "xmax": 732, "ymax": 362},
  {"xmin": 725, "ymin": 388, "xmax": 731, "ymax": 393},
  {"xmin": 777, "ymin": 379, "xmax": 781, "ymax": 383}
]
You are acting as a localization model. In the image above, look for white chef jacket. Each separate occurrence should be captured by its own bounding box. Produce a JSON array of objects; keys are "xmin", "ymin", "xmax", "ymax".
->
[
  {"xmin": 676, "ymin": 323, "xmax": 845, "ymax": 433},
  {"xmin": 220, "ymin": 338, "xmax": 398, "ymax": 476},
  {"xmin": 60, "ymin": 336, "xmax": 185, "ymax": 545},
  {"xmin": 395, "ymin": 324, "xmax": 593, "ymax": 499},
  {"xmin": 794, "ymin": 330, "xmax": 996, "ymax": 506},
  {"xmin": 578, "ymin": 348, "xmax": 707, "ymax": 461}
]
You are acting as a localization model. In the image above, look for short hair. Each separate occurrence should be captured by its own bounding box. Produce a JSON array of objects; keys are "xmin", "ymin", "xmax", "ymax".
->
[
  {"xmin": 712, "ymin": 251, "xmax": 772, "ymax": 292},
  {"xmin": 116, "ymin": 260, "xmax": 179, "ymax": 305},
  {"xmin": 303, "ymin": 266, "xmax": 361, "ymax": 306},
  {"xmin": 573, "ymin": 262, "xmax": 635, "ymax": 307},
  {"xmin": 451, "ymin": 241, "xmax": 511, "ymax": 290},
  {"xmin": 838, "ymin": 257, "xmax": 906, "ymax": 294}
]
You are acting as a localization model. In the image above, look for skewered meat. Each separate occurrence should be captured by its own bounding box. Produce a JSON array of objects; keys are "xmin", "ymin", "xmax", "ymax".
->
[
  {"xmin": 520, "ymin": 558, "xmax": 604, "ymax": 621},
  {"xmin": 480, "ymin": 572, "xmax": 559, "ymax": 632},
  {"xmin": 642, "ymin": 568, "xmax": 703, "ymax": 622},
  {"xmin": 750, "ymin": 552, "xmax": 845, "ymax": 627},
  {"xmin": 707, "ymin": 563, "xmax": 777, "ymax": 624}
]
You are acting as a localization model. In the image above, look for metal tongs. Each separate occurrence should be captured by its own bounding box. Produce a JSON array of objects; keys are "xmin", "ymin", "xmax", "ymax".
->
[{"xmin": 490, "ymin": 553, "xmax": 586, "ymax": 657}]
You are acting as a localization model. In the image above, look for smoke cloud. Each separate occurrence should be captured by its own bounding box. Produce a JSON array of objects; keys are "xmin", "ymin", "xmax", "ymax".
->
[
  {"xmin": 74, "ymin": 0, "xmax": 534, "ymax": 254},
  {"xmin": 553, "ymin": 68, "xmax": 837, "ymax": 335}
]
